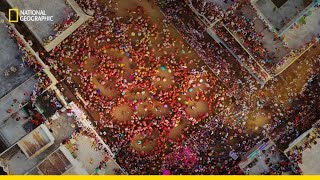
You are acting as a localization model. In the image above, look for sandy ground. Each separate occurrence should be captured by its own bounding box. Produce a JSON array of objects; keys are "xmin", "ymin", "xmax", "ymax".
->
[{"xmin": 245, "ymin": 44, "xmax": 320, "ymax": 130}]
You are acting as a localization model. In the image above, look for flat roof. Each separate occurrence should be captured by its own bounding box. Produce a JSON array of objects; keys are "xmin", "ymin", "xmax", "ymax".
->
[
  {"xmin": 17, "ymin": 124, "xmax": 54, "ymax": 158},
  {"xmin": 68, "ymin": 134, "xmax": 122, "ymax": 175},
  {"xmin": 239, "ymin": 140, "xmax": 293, "ymax": 174},
  {"xmin": 254, "ymin": 0, "xmax": 314, "ymax": 31},
  {"xmin": 0, "ymin": 110, "xmax": 79, "ymax": 174},
  {"xmin": 0, "ymin": 108, "xmax": 31, "ymax": 147},
  {"xmin": 285, "ymin": 128, "xmax": 320, "ymax": 174},
  {"xmin": 0, "ymin": 16, "xmax": 35, "ymax": 98},
  {"xmin": 299, "ymin": 138, "xmax": 320, "ymax": 174},
  {"xmin": 6, "ymin": 0, "xmax": 77, "ymax": 44},
  {"xmin": 282, "ymin": 3, "xmax": 320, "ymax": 49},
  {"xmin": 0, "ymin": 76, "xmax": 38, "ymax": 127},
  {"xmin": 37, "ymin": 149, "xmax": 72, "ymax": 175},
  {"xmin": 1, "ymin": 145, "xmax": 42, "ymax": 174}
]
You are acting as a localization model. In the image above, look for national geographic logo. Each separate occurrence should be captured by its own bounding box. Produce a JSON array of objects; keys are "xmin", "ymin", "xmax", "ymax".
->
[
  {"xmin": 8, "ymin": 9, "xmax": 18, "ymax": 22},
  {"xmin": 8, "ymin": 8, "xmax": 53, "ymax": 22}
]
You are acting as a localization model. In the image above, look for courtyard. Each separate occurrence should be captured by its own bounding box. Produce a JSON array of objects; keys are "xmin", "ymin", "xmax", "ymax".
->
[
  {"xmin": 50, "ymin": 0, "xmax": 231, "ymax": 174},
  {"xmin": 1, "ymin": 0, "xmax": 318, "ymax": 175}
]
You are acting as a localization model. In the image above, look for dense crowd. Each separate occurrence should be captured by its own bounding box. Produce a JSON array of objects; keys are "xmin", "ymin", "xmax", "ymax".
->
[
  {"xmin": 47, "ymin": 0, "xmax": 235, "ymax": 174},
  {"xmin": 213, "ymin": 24, "xmax": 270, "ymax": 83},
  {"xmin": 47, "ymin": 0, "xmax": 260, "ymax": 174},
  {"xmin": 41, "ymin": 0, "xmax": 320, "ymax": 175},
  {"xmin": 266, "ymin": 56, "xmax": 320, "ymax": 149},
  {"xmin": 159, "ymin": 0, "xmax": 260, "ymax": 98},
  {"xmin": 162, "ymin": 112, "xmax": 258, "ymax": 174},
  {"xmin": 190, "ymin": 0, "xmax": 224, "ymax": 23},
  {"xmin": 189, "ymin": 0, "xmax": 282, "ymax": 73},
  {"xmin": 222, "ymin": 1, "xmax": 276, "ymax": 71}
]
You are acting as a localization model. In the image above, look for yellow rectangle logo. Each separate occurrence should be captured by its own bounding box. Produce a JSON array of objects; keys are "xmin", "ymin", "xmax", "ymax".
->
[{"xmin": 8, "ymin": 9, "xmax": 19, "ymax": 22}]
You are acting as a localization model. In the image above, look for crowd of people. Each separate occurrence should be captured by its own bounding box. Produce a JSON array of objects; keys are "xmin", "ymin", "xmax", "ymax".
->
[
  {"xmin": 189, "ymin": 0, "xmax": 286, "ymax": 74},
  {"xmin": 7, "ymin": 25, "xmax": 42, "ymax": 72},
  {"xmin": 2, "ymin": 22, "xmax": 53, "ymax": 131},
  {"xmin": 162, "ymin": 112, "xmax": 258, "ymax": 174},
  {"xmin": 159, "ymin": 0, "xmax": 261, "ymax": 98},
  {"xmin": 222, "ymin": 1, "xmax": 277, "ymax": 71},
  {"xmin": 266, "ymin": 56, "xmax": 320, "ymax": 149},
  {"xmin": 6, "ymin": 23, "xmax": 53, "ymax": 101},
  {"xmin": 39, "ymin": 0, "xmax": 320, "ymax": 175},
  {"xmin": 286, "ymin": 127, "xmax": 319, "ymax": 174},
  {"xmin": 47, "ymin": 0, "xmax": 234, "ymax": 174},
  {"xmin": 189, "ymin": 0, "xmax": 224, "ymax": 24},
  {"xmin": 213, "ymin": 24, "xmax": 270, "ymax": 83}
]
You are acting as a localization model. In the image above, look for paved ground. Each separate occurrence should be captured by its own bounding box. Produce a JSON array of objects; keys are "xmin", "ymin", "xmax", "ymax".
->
[
  {"xmin": 0, "ymin": 18, "xmax": 34, "ymax": 98},
  {"xmin": 7, "ymin": 0, "xmax": 76, "ymax": 44},
  {"xmin": 299, "ymin": 138, "xmax": 320, "ymax": 174},
  {"xmin": 0, "ymin": 76, "xmax": 38, "ymax": 127},
  {"xmin": 255, "ymin": 0, "xmax": 310, "ymax": 30},
  {"xmin": 0, "ymin": 109, "xmax": 30, "ymax": 146},
  {"xmin": 67, "ymin": 134, "xmax": 119, "ymax": 175},
  {"xmin": 284, "ymin": 4, "xmax": 320, "ymax": 49}
]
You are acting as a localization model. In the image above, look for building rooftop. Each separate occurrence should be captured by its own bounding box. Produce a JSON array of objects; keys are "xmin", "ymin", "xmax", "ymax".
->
[
  {"xmin": 17, "ymin": 124, "xmax": 55, "ymax": 159},
  {"xmin": 253, "ymin": 0, "xmax": 315, "ymax": 33},
  {"xmin": 1, "ymin": 144, "xmax": 43, "ymax": 174},
  {"xmin": 239, "ymin": 139, "xmax": 294, "ymax": 174},
  {"xmin": 0, "ymin": 15, "xmax": 48, "ymax": 151},
  {"xmin": 66, "ymin": 133, "xmax": 122, "ymax": 175},
  {"xmin": 299, "ymin": 137, "xmax": 320, "ymax": 174},
  {"xmin": 6, "ymin": 0, "xmax": 77, "ymax": 45},
  {"xmin": 0, "ymin": 109, "xmax": 78, "ymax": 174},
  {"xmin": 0, "ymin": 108, "xmax": 33, "ymax": 148},
  {"xmin": 37, "ymin": 148, "xmax": 72, "ymax": 175},
  {"xmin": 0, "ymin": 77, "xmax": 37, "ymax": 125},
  {"xmin": 285, "ymin": 127, "xmax": 320, "ymax": 174},
  {"xmin": 5, "ymin": 0, "xmax": 92, "ymax": 51},
  {"xmin": 282, "ymin": 3, "xmax": 320, "ymax": 49},
  {"xmin": 0, "ymin": 16, "xmax": 35, "ymax": 99}
]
